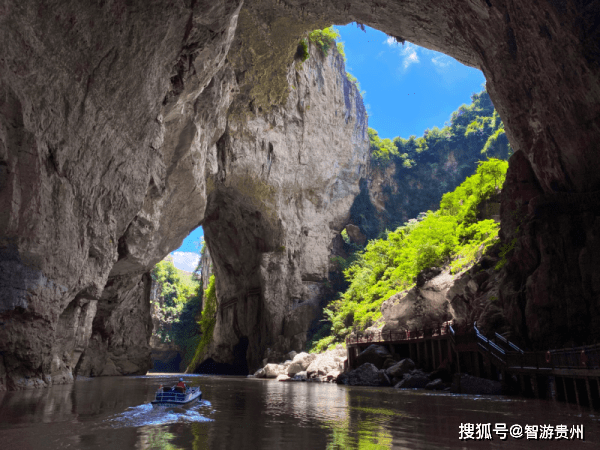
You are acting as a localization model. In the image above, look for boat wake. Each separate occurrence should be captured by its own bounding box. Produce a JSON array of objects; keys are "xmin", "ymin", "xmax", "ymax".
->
[{"xmin": 106, "ymin": 400, "xmax": 214, "ymax": 428}]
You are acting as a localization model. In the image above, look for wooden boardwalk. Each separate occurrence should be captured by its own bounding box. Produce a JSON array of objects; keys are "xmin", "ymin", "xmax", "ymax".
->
[{"xmin": 346, "ymin": 322, "xmax": 600, "ymax": 409}]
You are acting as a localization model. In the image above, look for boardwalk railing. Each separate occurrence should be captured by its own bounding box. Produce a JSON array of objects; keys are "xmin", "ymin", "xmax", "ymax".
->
[
  {"xmin": 347, "ymin": 320, "xmax": 600, "ymax": 373},
  {"xmin": 505, "ymin": 344, "xmax": 600, "ymax": 371},
  {"xmin": 345, "ymin": 321, "xmax": 453, "ymax": 346},
  {"xmin": 474, "ymin": 324, "xmax": 508, "ymax": 366}
]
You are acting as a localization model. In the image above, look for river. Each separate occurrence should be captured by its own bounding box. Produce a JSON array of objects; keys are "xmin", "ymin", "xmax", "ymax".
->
[{"xmin": 0, "ymin": 374, "xmax": 599, "ymax": 449}]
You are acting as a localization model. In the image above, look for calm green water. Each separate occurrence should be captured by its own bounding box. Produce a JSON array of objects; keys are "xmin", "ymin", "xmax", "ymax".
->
[{"xmin": 0, "ymin": 374, "xmax": 599, "ymax": 449}]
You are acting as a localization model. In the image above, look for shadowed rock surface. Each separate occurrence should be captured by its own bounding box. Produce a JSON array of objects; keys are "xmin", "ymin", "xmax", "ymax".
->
[
  {"xmin": 337, "ymin": 363, "xmax": 390, "ymax": 387},
  {"xmin": 451, "ymin": 373, "xmax": 502, "ymax": 395},
  {"xmin": 1, "ymin": 0, "xmax": 600, "ymax": 389}
]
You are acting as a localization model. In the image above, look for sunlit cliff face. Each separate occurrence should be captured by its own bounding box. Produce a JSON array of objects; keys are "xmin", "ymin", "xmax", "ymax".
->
[{"xmin": 1, "ymin": 0, "xmax": 599, "ymax": 389}]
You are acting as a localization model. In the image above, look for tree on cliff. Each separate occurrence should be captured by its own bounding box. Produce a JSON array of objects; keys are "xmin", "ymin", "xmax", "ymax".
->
[
  {"xmin": 350, "ymin": 89, "xmax": 511, "ymax": 240},
  {"xmin": 313, "ymin": 159, "xmax": 508, "ymax": 351}
]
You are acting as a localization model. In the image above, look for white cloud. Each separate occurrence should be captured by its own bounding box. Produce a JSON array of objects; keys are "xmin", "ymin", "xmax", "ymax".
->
[
  {"xmin": 403, "ymin": 47, "xmax": 419, "ymax": 69},
  {"xmin": 384, "ymin": 37, "xmax": 420, "ymax": 71},
  {"xmin": 431, "ymin": 55, "xmax": 454, "ymax": 71},
  {"xmin": 171, "ymin": 251, "xmax": 200, "ymax": 273}
]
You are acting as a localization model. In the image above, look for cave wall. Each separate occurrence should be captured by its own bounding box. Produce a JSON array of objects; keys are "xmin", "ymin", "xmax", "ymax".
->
[
  {"xmin": 0, "ymin": 0, "xmax": 244, "ymax": 389},
  {"xmin": 261, "ymin": 0, "xmax": 600, "ymax": 349},
  {"xmin": 1, "ymin": 0, "xmax": 600, "ymax": 389}
]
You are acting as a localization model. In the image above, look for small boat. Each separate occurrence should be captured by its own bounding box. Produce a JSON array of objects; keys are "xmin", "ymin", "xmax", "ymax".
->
[{"xmin": 151, "ymin": 386, "xmax": 202, "ymax": 407}]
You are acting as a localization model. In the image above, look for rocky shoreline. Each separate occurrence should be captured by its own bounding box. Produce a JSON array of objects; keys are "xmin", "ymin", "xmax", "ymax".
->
[
  {"xmin": 249, "ymin": 346, "xmax": 346, "ymax": 383},
  {"xmin": 248, "ymin": 343, "xmax": 502, "ymax": 396}
]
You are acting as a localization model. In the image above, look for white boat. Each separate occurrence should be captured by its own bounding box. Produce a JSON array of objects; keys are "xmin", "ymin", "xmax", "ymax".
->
[{"xmin": 151, "ymin": 386, "xmax": 202, "ymax": 407}]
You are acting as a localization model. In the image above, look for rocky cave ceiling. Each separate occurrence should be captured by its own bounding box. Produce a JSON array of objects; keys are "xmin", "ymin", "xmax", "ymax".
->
[{"xmin": 0, "ymin": 0, "xmax": 599, "ymax": 389}]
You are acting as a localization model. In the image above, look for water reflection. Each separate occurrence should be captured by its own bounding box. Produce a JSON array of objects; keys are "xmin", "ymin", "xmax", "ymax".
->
[
  {"xmin": 0, "ymin": 375, "xmax": 599, "ymax": 449},
  {"xmin": 264, "ymin": 378, "xmax": 349, "ymax": 424}
]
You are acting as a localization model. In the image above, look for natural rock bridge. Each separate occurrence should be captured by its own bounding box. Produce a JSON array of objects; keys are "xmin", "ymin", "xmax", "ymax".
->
[
  {"xmin": 347, "ymin": 322, "xmax": 600, "ymax": 410},
  {"xmin": 1, "ymin": 0, "xmax": 600, "ymax": 390}
]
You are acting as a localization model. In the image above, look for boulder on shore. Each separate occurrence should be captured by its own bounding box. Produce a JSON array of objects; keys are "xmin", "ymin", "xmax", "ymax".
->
[
  {"xmin": 394, "ymin": 370, "xmax": 430, "ymax": 389},
  {"xmin": 425, "ymin": 378, "xmax": 446, "ymax": 390},
  {"xmin": 305, "ymin": 346, "xmax": 346, "ymax": 377},
  {"xmin": 293, "ymin": 371, "xmax": 308, "ymax": 381},
  {"xmin": 386, "ymin": 358, "xmax": 416, "ymax": 378},
  {"xmin": 450, "ymin": 374, "xmax": 502, "ymax": 395},
  {"xmin": 264, "ymin": 363, "xmax": 287, "ymax": 378},
  {"xmin": 356, "ymin": 344, "xmax": 392, "ymax": 369},
  {"xmin": 287, "ymin": 352, "xmax": 317, "ymax": 375},
  {"xmin": 326, "ymin": 370, "xmax": 341, "ymax": 381},
  {"xmin": 337, "ymin": 363, "xmax": 390, "ymax": 386}
]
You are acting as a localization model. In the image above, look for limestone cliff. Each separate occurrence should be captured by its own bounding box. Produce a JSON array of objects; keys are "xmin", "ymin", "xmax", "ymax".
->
[
  {"xmin": 349, "ymin": 91, "xmax": 507, "ymax": 241},
  {"xmin": 1, "ymin": 0, "xmax": 600, "ymax": 390},
  {"xmin": 198, "ymin": 41, "xmax": 368, "ymax": 372},
  {"xmin": 0, "ymin": 0, "xmax": 245, "ymax": 390}
]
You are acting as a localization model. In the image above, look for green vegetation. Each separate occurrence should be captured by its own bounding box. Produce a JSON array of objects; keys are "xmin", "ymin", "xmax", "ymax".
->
[
  {"xmin": 151, "ymin": 257, "xmax": 204, "ymax": 368},
  {"xmin": 336, "ymin": 41, "xmax": 346, "ymax": 61},
  {"xmin": 349, "ymin": 90, "xmax": 511, "ymax": 240},
  {"xmin": 369, "ymin": 90, "xmax": 511, "ymax": 169},
  {"xmin": 189, "ymin": 274, "xmax": 217, "ymax": 370},
  {"xmin": 296, "ymin": 38, "xmax": 309, "ymax": 62},
  {"xmin": 151, "ymin": 259, "xmax": 199, "ymax": 342},
  {"xmin": 303, "ymin": 26, "xmax": 361, "ymax": 97},
  {"xmin": 308, "ymin": 26, "xmax": 340, "ymax": 56},
  {"xmin": 312, "ymin": 159, "xmax": 508, "ymax": 350},
  {"xmin": 495, "ymin": 235, "xmax": 517, "ymax": 270}
]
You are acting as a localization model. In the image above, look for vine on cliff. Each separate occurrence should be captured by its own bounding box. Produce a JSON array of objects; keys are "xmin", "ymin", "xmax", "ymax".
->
[{"xmin": 189, "ymin": 274, "xmax": 217, "ymax": 370}]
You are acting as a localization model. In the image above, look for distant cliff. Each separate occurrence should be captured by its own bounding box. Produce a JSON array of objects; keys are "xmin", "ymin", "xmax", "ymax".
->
[{"xmin": 349, "ymin": 91, "xmax": 510, "ymax": 241}]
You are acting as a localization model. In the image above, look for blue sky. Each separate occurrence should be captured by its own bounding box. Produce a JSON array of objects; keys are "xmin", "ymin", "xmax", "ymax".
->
[
  {"xmin": 338, "ymin": 24, "xmax": 486, "ymax": 140},
  {"xmin": 171, "ymin": 25, "xmax": 486, "ymax": 270}
]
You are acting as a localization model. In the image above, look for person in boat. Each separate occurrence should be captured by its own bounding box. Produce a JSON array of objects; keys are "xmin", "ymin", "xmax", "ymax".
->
[{"xmin": 175, "ymin": 377, "xmax": 187, "ymax": 393}]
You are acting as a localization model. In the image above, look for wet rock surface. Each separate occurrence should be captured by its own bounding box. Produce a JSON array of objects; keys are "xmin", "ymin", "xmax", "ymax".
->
[
  {"xmin": 394, "ymin": 370, "xmax": 430, "ymax": 389},
  {"xmin": 451, "ymin": 373, "xmax": 502, "ymax": 395},
  {"xmin": 386, "ymin": 358, "xmax": 416, "ymax": 379}
]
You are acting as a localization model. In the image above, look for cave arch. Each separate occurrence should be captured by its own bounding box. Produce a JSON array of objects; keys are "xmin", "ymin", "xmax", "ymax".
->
[{"xmin": 1, "ymin": 0, "xmax": 599, "ymax": 389}]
